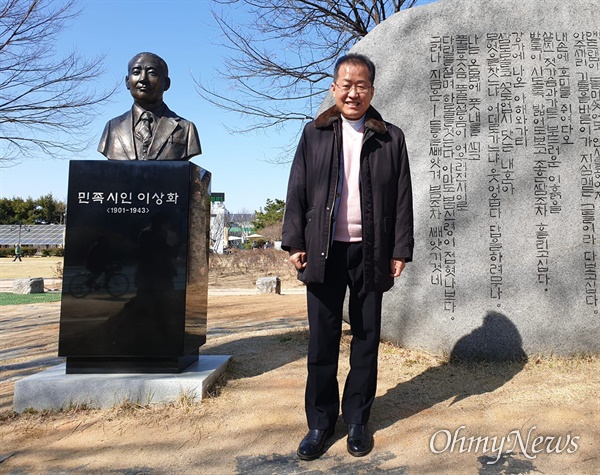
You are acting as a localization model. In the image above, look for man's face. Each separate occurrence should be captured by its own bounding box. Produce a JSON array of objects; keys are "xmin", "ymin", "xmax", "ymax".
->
[
  {"xmin": 126, "ymin": 55, "xmax": 170, "ymax": 108},
  {"xmin": 331, "ymin": 62, "xmax": 374, "ymax": 120}
]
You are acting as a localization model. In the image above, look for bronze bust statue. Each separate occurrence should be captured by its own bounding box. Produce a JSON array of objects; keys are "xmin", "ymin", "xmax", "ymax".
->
[{"xmin": 98, "ymin": 52, "xmax": 201, "ymax": 161}]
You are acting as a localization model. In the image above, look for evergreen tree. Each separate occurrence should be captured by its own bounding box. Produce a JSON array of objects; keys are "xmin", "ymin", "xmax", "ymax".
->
[{"xmin": 252, "ymin": 198, "xmax": 285, "ymax": 231}]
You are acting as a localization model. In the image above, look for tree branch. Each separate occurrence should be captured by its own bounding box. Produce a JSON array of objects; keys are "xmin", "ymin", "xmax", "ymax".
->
[
  {"xmin": 0, "ymin": 0, "xmax": 116, "ymax": 163},
  {"xmin": 199, "ymin": 0, "xmax": 421, "ymax": 161}
]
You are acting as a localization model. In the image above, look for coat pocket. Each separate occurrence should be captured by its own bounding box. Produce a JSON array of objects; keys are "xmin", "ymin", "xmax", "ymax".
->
[
  {"xmin": 305, "ymin": 207, "xmax": 315, "ymax": 223},
  {"xmin": 303, "ymin": 207, "xmax": 316, "ymax": 251}
]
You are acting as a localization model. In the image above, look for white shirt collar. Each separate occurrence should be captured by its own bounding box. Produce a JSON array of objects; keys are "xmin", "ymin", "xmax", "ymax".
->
[{"xmin": 341, "ymin": 114, "xmax": 366, "ymax": 132}]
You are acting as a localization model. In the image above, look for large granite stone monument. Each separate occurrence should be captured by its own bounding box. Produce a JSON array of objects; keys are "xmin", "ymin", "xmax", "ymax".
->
[
  {"xmin": 337, "ymin": 0, "xmax": 599, "ymax": 356},
  {"xmin": 58, "ymin": 160, "xmax": 211, "ymax": 373}
]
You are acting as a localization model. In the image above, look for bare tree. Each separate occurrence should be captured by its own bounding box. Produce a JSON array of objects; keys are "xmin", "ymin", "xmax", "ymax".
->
[
  {"xmin": 196, "ymin": 0, "xmax": 421, "ymax": 142},
  {"xmin": 0, "ymin": 0, "xmax": 116, "ymax": 163}
]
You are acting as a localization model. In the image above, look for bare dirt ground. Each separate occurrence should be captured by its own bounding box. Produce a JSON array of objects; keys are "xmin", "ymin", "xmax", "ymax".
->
[{"xmin": 0, "ymin": 257, "xmax": 599, "ymax": 474}]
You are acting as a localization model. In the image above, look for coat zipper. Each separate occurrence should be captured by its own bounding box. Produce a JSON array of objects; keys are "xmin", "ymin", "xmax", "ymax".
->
[
  {"xmin": 325, "ymin": 123, "xmax": 342, "ymax": 260},
  {"xmin": 359, "ymin": 128, "xmax": 375, "ymax": 242}
]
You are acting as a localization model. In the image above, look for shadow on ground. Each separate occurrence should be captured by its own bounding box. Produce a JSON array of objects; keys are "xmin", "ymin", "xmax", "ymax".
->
[
  {"xmin": 223, "ymin": 313, "xmax": 531, "ymax": 474},
  {"xmin": 200, "ymin": 327, "xmax": 309, "ymax": 380},
  {"xmin": 373, "ymin": 312, "xmax": 527, "ymax": 431}
]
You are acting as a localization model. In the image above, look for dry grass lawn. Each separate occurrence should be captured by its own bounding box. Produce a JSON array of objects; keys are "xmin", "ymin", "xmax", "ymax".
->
[
  {"xmin": 0, "ymin": 256, "xmax": 63, "ymax": 280},
  {"xmin": 0, "ymin": 256, "xmax": 598, "ymax": 474}
]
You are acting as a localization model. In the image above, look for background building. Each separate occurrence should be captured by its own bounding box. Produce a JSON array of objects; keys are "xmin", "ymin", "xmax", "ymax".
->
[{"xmin": 0, "ymin": 224, "xmax": 65, "ymax": 253}]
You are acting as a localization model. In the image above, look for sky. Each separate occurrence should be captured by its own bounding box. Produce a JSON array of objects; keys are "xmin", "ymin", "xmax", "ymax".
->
[
  {"xmin": 0, "ymin": 0, "xmax": 297, "ymax": 214},
  {"xmin": 0, "ymin": 0, "xmax": 436, "ymax": 214}
]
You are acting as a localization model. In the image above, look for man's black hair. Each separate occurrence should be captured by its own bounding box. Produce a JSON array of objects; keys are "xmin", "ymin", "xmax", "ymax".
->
[{"xmin": 333, "ymin": 53, "xmax": 376, "ymax": 84}]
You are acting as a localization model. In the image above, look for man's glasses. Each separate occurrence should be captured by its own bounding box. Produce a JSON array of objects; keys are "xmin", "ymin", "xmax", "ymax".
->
[{"xmin": 334, "ymin": 82, "xmax": 372, "ymax": 94}]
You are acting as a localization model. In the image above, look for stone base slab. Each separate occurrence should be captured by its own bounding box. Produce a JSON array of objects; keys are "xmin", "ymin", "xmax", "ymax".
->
[{"xmin": 13, "ymin": 355, "xmax": 231, "ymax": 413}]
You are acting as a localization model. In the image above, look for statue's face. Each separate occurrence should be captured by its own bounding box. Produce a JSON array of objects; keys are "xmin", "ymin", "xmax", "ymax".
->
[{"xmin": 126, "ymin": 55, "xmax": 170, "ymax": 108}]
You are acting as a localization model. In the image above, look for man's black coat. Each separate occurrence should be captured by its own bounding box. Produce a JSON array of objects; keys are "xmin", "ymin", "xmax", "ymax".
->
[{"xmin": 282, "ymin": 105, "xmax": 414, "ymax": 295}]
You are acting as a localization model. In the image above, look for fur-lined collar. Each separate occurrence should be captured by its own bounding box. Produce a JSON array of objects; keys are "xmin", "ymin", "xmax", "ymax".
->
[{"xmin": 314, "ymin": 105, "xmax": 387, "ymax": 135}]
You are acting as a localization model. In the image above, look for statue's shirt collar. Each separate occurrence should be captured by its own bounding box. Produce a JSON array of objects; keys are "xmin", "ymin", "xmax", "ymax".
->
[{"xmin": 132, "ymin": 102, "xmax": 167, "ymax": 126}]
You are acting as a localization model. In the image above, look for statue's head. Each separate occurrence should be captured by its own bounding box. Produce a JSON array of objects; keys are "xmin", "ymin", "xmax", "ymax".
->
[{"xmin": 125, "ymin": 52, "xmax": 171, "ymax": 109}]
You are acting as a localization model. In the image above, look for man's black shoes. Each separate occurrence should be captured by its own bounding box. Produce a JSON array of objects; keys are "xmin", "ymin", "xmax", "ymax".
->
[
  {"xmin": 297, "ymin": 427, "xmax": 335, "ymax": 461},
  {"xmin": 347, "ymin": 424, "xmax": 374, "ymax": 457},
  {"xmin": 297, "ymin": 425, "xmax": 373, "ymax": 460}
]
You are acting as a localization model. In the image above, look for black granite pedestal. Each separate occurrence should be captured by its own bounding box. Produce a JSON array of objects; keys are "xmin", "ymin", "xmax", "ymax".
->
[{"xmin": 58, "ymin": 161, "xmax": 211, "ymax": 373}]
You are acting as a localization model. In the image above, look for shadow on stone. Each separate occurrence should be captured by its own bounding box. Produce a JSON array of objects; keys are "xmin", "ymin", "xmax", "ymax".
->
[
  {"xmin": 373, "ymin": 312, "xmax": 527, "ymax": 431},
  {"xmin": 450, "ymin": 312, "xmax": 527, "ymax": 362}
]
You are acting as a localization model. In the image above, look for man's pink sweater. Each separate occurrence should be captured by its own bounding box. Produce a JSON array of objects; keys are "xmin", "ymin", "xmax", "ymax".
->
[{"xmin": 334, "ymin": 116, "xmax": 365, "ymax": 242}]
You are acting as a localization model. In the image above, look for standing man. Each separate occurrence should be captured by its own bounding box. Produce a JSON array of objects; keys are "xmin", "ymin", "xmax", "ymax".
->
[
  {"xmin": 98, "ymin": 52, "xmax": 201, "ymax": 161},
  {"xmin": 13, "ymin": 243, "xmax": 22, "ymax": 262},
  {"xmin": 282, "ymin": 53, "xmax": 414, "ymax": 460}
]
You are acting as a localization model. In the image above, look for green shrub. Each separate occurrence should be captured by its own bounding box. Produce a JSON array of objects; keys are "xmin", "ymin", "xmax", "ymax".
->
[
  {"xmin": 21, "ymin": 247, "xmax": 38, "ymax": 257},
  {"xmin": 41, "ymin": 248, "xmax": 64, "ymax": 257}
]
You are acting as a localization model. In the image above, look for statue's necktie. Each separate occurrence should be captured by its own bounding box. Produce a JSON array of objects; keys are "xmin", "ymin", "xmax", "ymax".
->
[{"xmin": 136, "ymin": 112, "xmax": 153, "ymax": 158}]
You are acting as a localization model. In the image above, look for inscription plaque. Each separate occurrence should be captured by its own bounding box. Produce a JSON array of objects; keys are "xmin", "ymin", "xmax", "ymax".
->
[{"xmin": 59, "ymin": 161, "xmax": 211, "ymax": 372}]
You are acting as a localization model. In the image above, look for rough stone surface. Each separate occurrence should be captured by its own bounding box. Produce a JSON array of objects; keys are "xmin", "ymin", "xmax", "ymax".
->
[
  {"xmin": 12, "ymin": 277, "xmax": 44, "ymax": 294},
  {"xmin": 13, "ymin": 355, "xmax": 231, "ymax": 412},
  {"xmin": 335, "ymin": 0, "xmax": 599, "ymax": 356},
  {"xmin": 256, "ymin": 276, "xmax": 281, "ymax": 294}
]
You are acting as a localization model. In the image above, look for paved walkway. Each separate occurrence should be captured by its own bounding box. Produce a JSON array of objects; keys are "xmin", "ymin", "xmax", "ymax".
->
[
  {"xmin": 208, "ymin": 287, "xmax": 305, "ymax": 296},
  {"xmin": 0, "ymin": 278, "xmax": 306, "ymax": 296}
]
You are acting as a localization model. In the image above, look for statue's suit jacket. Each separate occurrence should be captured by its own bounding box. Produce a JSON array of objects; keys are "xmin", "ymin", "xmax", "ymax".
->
[{"xmin": 98, "ymin": 105, "xmax": 201, "ymax": 161}]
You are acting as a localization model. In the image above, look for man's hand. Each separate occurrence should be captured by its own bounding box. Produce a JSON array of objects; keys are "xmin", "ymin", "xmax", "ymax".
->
[
  {"xmin": 390, "ymin": 258, "xmax": 406, "ymax": 277},
  {"xmin": 289, "ymin": 248, "xmax": 307, "ymax": 270}
]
